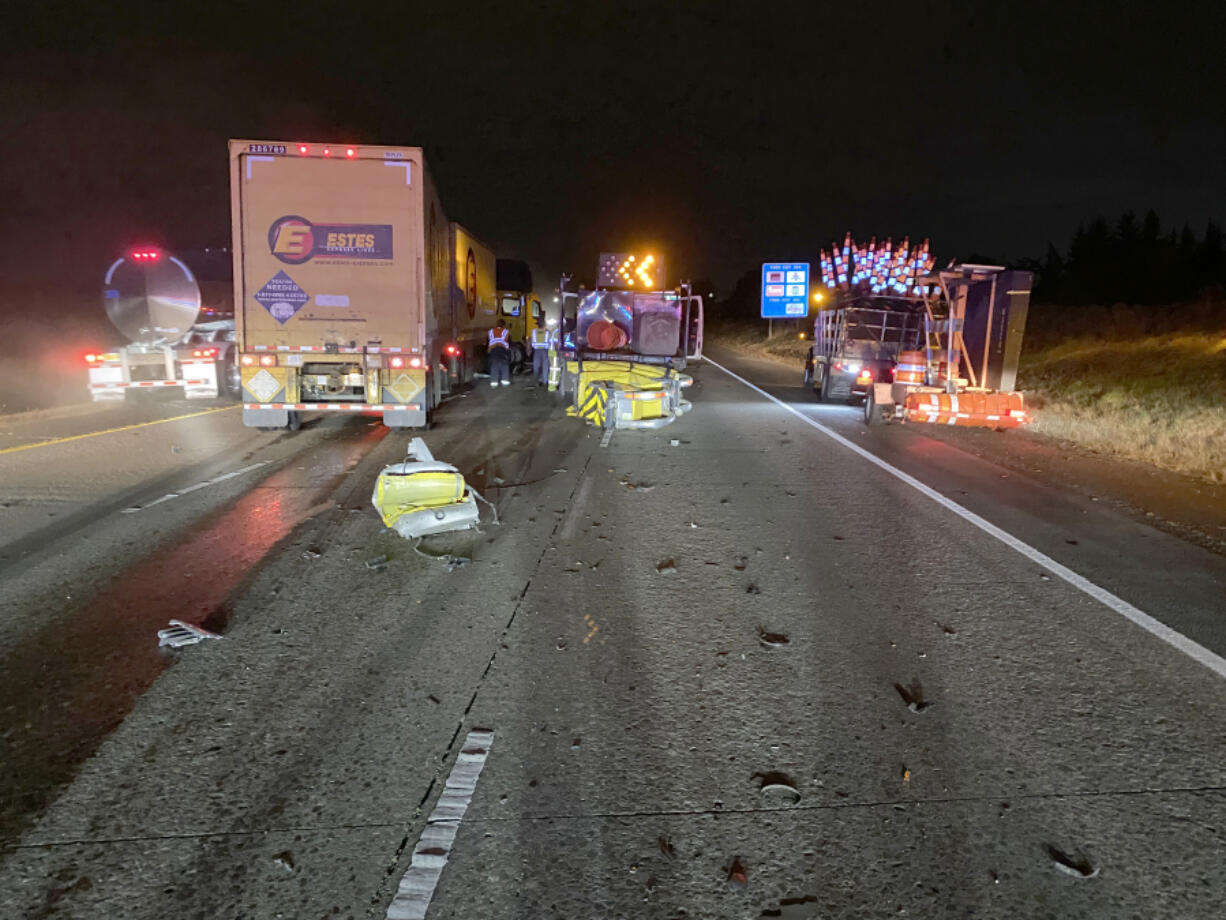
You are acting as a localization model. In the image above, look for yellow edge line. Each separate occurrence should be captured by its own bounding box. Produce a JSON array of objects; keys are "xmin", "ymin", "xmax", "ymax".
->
[{"xmin": 0, "ymin": 406, "xmax": 238, "ymax": 456}]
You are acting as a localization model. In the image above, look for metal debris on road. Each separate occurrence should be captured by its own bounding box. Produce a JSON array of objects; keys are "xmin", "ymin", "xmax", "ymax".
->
[
  {"xmin": 758, "ymin": 627, "xmax": 789, "ymax": 647},
  {"xmin": 724, "ymin": 856, "xmax": 749, "ymax": 889},
  {"xmin": 894, "ymin": 679, "xmax": 931, "ymax": 712},
  {"xmin": 746, "ymin": 583, "xmax": 761, "ymax": 594},
  {"xmin": 272, "ymin": 851, "xmax": 295, "ymax": 873},
  {"xmin": 670, "ymin": 439, "xmax": 680, "ymax": 446},
  {"xmin": 1045, "ymin": 843, "xmax": 1099, "ymax": 879},
  {"xmin": 366, "ymin": 555, "xmax": 389, "ymax": 571},
  {"xmin": 157, "ymin": 620, "xmax": 222, "ymax": 649},
  {"xmin": 658, "ymin": 835, "xmax": 676, "ymax": 858},
  {"xmin": 656, "ymin": 558, "xmax": 678, "ymax": 575},
  {"xmin": 754, "ymin": 771, "xmax": 800, "ymax": 804},
  {"xmin": 302, "ymin": 548, "xmax": 322, "ymax": 559}
]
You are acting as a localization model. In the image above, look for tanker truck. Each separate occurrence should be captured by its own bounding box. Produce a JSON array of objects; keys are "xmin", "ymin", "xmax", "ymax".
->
[{"xmin": 86, "ymin": 246, "xmax": 239, "ymax": 401}]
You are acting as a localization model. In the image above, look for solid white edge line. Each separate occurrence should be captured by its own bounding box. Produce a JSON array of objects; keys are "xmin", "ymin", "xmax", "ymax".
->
[
  {"xmin": 386, "ymin": 730, "xmax": 494, "ymax": 920},
  {"xmin": 706, "ymin": 357, "xmax": 1226, "ymax": 680}
]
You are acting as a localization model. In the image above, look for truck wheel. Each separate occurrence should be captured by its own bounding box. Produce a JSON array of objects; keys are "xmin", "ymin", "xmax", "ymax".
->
[
  {"xmin": 802, "ymin": 354, "xmax": 814, "ymax": 387},
  {"xmin": 819, "ymin": 367, "xmax": 834, "ymax": 403},
  {"xmin": 287, "ymin": 410, "xmax": 302, "ymax": 432},
  {"xmin": 863, "ymin": 389, "xmax": 878, "ymax": 425}
]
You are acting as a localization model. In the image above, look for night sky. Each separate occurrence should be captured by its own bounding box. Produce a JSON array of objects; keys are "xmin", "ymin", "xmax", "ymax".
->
[{"xmin": 2, "ymin": 0, "xmax": 1224, "ymax": 301}]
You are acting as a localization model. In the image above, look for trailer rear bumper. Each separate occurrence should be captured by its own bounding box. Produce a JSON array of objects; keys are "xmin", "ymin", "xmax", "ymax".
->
[{"xmin": 242, "ymin": 402, "xmax": 426, "ymax": 428}]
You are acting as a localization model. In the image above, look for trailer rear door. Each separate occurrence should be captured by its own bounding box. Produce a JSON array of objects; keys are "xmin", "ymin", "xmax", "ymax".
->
[{"xmin": 235, "ymin": 152, "xmax": 422, "ymax": 352}]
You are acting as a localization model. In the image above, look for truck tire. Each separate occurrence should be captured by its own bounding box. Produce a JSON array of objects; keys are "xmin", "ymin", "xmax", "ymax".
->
[
  {"xmin": 287, "ymin": 410, "xmax": 302, "ymax": 432},
  {"xmin": 819, "ymin": 367, "xmax": 834, "ymax": 403},
  {"xmin": 863, "ymin": 389, "xmax": 878, "ymax": 425},
  {"xmin": 803, "ymin": 352, "xmax": 814, "ymax": 387}
]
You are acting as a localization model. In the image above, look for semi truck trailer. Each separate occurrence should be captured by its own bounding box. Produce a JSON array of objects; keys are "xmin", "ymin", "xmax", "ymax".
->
[{"xmin": 229, "ymin": 140, "xmax": 498, "ymax": 430}]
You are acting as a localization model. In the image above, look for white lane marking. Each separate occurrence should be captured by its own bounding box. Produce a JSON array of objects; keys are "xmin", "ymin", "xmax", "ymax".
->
[
  {"xmin": 119, "ymin": 462, "xmax": 270, "ymax": 514},
  {"xmin": 706, "ymin": 357, "xmax": 1226, "ymax": 681},
  {"xmin": 387, "ymin": 730, "xmax": 494, "ymax": 920}
]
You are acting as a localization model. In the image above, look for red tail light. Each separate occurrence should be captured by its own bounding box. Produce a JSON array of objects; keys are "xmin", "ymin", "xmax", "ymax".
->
[
  {"xmin": 444, "ymin": 344, "xmax": 460, "ymax": 356},
  {"xmin": 258, "ymin": 354, "xmax": 277, "ymax": 367},
  {"xmin": 857, "ymin": 368, "xmax": 873, "ymax": 382},
  {"xmin": 84, "ymin": 352, "xmax": 98, "ymax": 364},
  {"xmin": 408, "ymin": 357, "xmax": 423, "ymax": 369},
  {"xmin": 192, "ymin": 347, "xmax": 219, "ymax": 359},
  {"xmin": 240, "ymin": 354, "xmax": 257, "ymax": 367},
  {"xmin": 389, "ymin": 356, "xmax": 406, "ymax": 369}
]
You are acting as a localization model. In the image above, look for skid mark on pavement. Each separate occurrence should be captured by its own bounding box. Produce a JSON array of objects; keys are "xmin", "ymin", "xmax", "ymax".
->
[
  {"xmin": 0, "ymin": 405, "xmax": 237, "ymax": 456},
  {"xmin": 707, "ymin": 357, "xmax": 1226, "ymax": 681}
]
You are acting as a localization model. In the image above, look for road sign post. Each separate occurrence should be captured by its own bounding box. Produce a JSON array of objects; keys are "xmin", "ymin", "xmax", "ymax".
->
[{"xmin": 761, "ymin": 263, "xmax": 809, "ymax": 326}]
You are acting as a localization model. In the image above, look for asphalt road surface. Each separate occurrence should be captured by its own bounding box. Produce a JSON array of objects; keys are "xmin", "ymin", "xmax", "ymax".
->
[{"xmin": 1, "ymin": 356, "xmax": 1225, "ymax": 919}]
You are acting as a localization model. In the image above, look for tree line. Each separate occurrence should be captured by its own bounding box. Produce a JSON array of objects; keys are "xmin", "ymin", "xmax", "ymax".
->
[{"xmin": 1026, "ymin": 211, "xmax": 1223, "ymax": 305}]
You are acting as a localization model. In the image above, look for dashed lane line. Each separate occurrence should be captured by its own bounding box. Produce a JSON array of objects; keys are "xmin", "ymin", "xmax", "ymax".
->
[
  {"xmin": 119, "ymin": 461, "xmax": 270, "ymax": 513},
  {"xmin": 0, "ymin": 405, "xmax": 238, "ymax": 456},
  {"xmin": 707, "ymin": 357, "xmax": 1226, "ymax": 681},
  {"xmin": 385, "ymin": 730, "xmax": 495, "ymax": 920}
]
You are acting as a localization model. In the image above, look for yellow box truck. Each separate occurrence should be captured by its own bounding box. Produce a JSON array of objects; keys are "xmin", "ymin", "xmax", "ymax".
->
[{"xmin": 228, "ymin": 139, "xmax": 498, "ymax": 429}]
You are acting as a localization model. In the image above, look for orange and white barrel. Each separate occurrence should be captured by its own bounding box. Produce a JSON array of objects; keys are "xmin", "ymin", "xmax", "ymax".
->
[
  {"xmin": 894, "ymin": 350, "xmax": 927, "ymax": 386},
  {"xmin": 905, "ymin": 391, "xmax": 1028, "ymax": 428}
]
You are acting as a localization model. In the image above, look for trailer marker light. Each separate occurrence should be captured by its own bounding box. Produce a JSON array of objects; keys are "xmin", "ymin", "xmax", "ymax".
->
[
  {"xmin": 346, "ymin": 147, "xmax": 356, "ymax": 158},
  {"xmin": 323, "ymin": 148, "xmax": 332, "ymax": 157},
  {"xmin": 389, "ymin": 356, "xmax": 406, "ymax": 369},
  {"xmin": 192, "ymin": 347, "xmax": 219, "ymax": 359},
  {"xmin": 259, "ymin": 354, "xmax": 277, "ymax": 367},
  {"xmin": 298, "ymin": 144, "xmax": 309, "ymax": 155}
]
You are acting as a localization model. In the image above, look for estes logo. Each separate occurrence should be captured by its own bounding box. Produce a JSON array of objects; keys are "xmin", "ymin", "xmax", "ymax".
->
[{"xmin": 268, "ymin": 215, "xmax": 394, "ymax": 265}]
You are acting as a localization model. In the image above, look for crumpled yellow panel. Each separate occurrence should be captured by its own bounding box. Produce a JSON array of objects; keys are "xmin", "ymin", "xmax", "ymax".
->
[{"xmin": 373, "ymin": 470, "xmax": 466, "ymax": 527}]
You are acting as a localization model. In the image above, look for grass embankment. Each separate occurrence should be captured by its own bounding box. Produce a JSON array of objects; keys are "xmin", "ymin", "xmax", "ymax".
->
[
  {"xmin": 1019, "ymin": 300, "xmax": 1226, "ymax": 483},
  {"xmin": 709, "ymin": 300, "xmax": 1226, "ymax": 483}
]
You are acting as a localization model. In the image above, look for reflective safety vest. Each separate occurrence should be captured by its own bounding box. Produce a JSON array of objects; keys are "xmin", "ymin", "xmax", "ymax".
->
[
  {"xmin": 530, "ymin": 327, "xmax": 551, "ymax": 347},
  {"xmin": 488, "ymin": 327, "xmax": 510, "ymax": 349}
]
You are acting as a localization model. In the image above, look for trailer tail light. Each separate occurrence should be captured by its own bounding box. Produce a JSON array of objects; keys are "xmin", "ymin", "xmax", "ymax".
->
[
  {"xmin": 84, "ymin": 352, "xmax": 98, "ymax": 363},
  {"xmin": 130, "ymin": 249, "xmax": 161, "ymax": 261},
  {"xmin": 857, "ymin": 368, "xmax": 873, "ymax": 382},
  {"xmin": 389, "ymin": 356, "xmax": 405, "ymax": 369},
  {"xmin": 627, "ymin": 390, "xmax": 666, "ymax": 401},
  {"xmin": 192, "ymin": 347, "xmax": 218, "ymax": 359},
  {"xmin": 1009, "ymin": 409, "xmax": 1027, "ymax": 419},
  {"xmin": 259, "ymin": 354, "xmax": 277, "ymax": 367},
  {"xmin": 444, "ymin": 344, "xmax": 460, "ymax": 356},
  {"xmin": 408, "ymin": 357, "xmax": 423, "ymax": 369},
  {"xmin": 239, "ymin": 354, "xmax": 256, "ymax": 367}
]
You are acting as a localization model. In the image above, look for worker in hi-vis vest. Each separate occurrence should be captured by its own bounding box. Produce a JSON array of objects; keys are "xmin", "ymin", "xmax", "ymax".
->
[
  {"xmin": 529, "ymin": 324, "xmax": 553, "ymax": 385},
  {"xmin": 487, "ymin": 319, "xmax": 512, "ymax": 387}
]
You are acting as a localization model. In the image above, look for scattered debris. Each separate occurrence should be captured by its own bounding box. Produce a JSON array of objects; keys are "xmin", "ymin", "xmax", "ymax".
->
[
  {"xmin": 157, "ymin": 620, "xmax": 221, "ymax": 649},
  {"xmin": 758, "ymin": 627, "xmax": 789, "ymax": 647},
  {"xmin": 936, "ymin": 621, "xmax": 957, "ymax": 636},
  {"xmin": 658, "ymin": 835, "xmax": 676, "ymax": 858},
  {"xmin": 1065, "ymin": 539, "xmax": 1079, "ymax": 545},
  {"xmin": 656, "ymin": 558, "xmax": 678, "ymax": 575},
  {"xmin": 553, "ymin": 468, "xmax": 568, "ymax": 473},
  {"xmin": 301, "ymin": 547, "xmax": 322, "ymax": 559},
  {"xmin": 1045, "ymin": 843, "xmax": 1099, "ymax": 879},
  {"xmin": 272, "ymin": 851, "xmax": 295, "ymax": 873},
  {"xmin": 427, "ymin": 694, "xmax": 441, "ymax": 705},
  {"xmin": 746, "ymin": 583, "xmax": 761, "ymax": 595},
  {"xmin": 571, "ymin": 738, "xmax": 581, "ymax": 750},
  {"xmin": 621, "ymin": 479, "xmax": 655, "ymax": 491},
  {"xmin": 754, "ymin": 771, "xmax": 800, "ymax": 804},
  {"xmin": 724, "ymin": 856, "xmax": 748, "ymax": 889},
  {"xmin": 761, "ymin": 895, "xmax": 819, "ymax": 919},
  {"xmin": 43, "ymin": 876, "xmax": 93, "ymax": 908},
  {"xmin": 894, "ymin": 679, "xmax": 931, "ymax": 712},
  {"xmin": 733, "ymin": 556, "xmax": 748, "ymax": 571},
  {"xmin": 365, "ymin": 554, "xmax": 389, "ymax": 571},
  {"xmin": 901, "ymin": 765, "xmax": 911, "ymax": 783},
  {"xmin": 670, "ymin": 439, "xmax": 680, "ymax": 446},
  {"xmin": 832, "ymin": 535, "xmax": 845, "ymax": 541}
]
